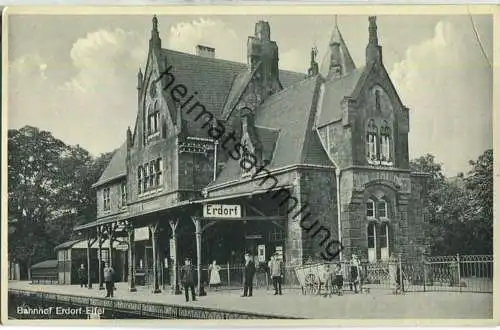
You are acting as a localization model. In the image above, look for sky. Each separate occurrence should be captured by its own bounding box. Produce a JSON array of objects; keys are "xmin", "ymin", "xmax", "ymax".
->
[{"xmin": 7, "ymin": 13, "xmax": 493, "ymax": 176}]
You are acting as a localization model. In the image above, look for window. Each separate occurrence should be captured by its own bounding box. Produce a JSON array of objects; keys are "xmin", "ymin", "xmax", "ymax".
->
[
  {"xmin": 366, "ymin": 119, "xmax": 378, "ymax": 161},
  {"xmin": 366, "ymin": 200, "xmax": 375, "ymax": 218},
  {"xmin": 377, "ymin": 200, "xmax": 388, "ymax": 218},
  {"xmin": 149, "ymin": 161, "xmax": 155, "ymax": 187},
  {"xmin": 380, "ymin": 121, "xmax": 391, "ymax": 162},
  {"xmin": 120, "ymin": 182, "xmax": 127, "ymax": 208},
  {"xmin": 103, "ymin": 187, "xmax": 110, "ymax": 211},
  {"xmin": 155, "ymin": 158, "xmax": 163, "ymax": 186},
  {"xmin": 147, "ymin": 102, "xmax": 160, "ymax": 137},
  {"xmin": 143, "ymin": 165, "xmax": 148, "ymax": 191},
  {"xmin": 138, "ymin": 158, "xmax": 164, "ymax": 195},
  {"xmin": 137, "ymin": 166, "xmax": 143, "ymax": 194}
]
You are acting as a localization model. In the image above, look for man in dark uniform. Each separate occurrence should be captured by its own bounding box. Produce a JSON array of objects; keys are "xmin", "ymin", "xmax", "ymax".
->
[
  {"xmin": 242, "ymin": 253, "xmax": 256, "ymax": 297},
  {"xmin": 180, "ymin": 257, "xmax": 196, "ymax": 302}
]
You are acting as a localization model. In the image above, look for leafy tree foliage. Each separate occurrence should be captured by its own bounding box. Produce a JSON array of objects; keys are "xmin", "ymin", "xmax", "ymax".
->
[
  {"xmin": 8, "ymin": 126, "xmax": 113, "ymax": 277},
  {"xmin": 410, "ymin": 150, "xmax": 493, "ymax": 255}
]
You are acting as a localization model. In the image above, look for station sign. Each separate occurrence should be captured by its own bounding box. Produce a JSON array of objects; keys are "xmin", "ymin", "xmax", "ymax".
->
[{"xmin": 203, "ymin": 204, "xmax": 241, "ymax": 218}]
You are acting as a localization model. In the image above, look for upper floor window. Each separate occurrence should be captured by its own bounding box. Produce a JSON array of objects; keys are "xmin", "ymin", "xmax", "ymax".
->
[
  {"xmin": 103, "ymin": 187, "xmax": 110, "ymax": 211},
  {"xmin": 137, "ymin": 166, "xmax": 143, "ymax": 194},
  {"xmin": 147, "ymin": 102, "xmax": 160, "ymax": 138},
  {"xmin": 120, "ymin": 182, "xmax": 127, "ymax": 208},
  {"xmin": 380, "ymin": 121, "xmax": 391, "ymax": 162},
  {"xmin": 138, "ymin": 157, "xmax": 163, "ymax": 196},
  {"xmin": 366, "ymin": 118, "xmax": 393, "ymax": 166},
  {"xmin": 366, "ymin": 119, "xmax": 378, "ymax": 161}
]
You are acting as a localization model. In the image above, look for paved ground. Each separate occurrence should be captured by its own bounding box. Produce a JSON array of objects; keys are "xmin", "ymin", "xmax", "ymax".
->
[{"xmin": 9, "ymin": 281, "xmax": 493, "ymax": 319}]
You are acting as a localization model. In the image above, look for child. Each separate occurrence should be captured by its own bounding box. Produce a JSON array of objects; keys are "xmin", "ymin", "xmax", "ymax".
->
[
  {"xmin": 333, "ymin": 263, "xmax": 344, "ymax": 296},
  {"xmin": 388, "ymin": 254, "xmax": 401, "ymax": 294},
  {"xmin": 321, "ymin": 264, "xmax": 333, "ymax": 297}
]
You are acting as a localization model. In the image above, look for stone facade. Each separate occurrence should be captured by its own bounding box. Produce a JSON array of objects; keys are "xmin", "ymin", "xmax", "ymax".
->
[{"xmin": 86, "ymin": 16, "xmax": 428, "ymax": 271}]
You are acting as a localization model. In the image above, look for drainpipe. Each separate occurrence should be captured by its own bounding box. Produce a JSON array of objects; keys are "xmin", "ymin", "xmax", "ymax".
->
[
  {"xmin": 213, "ymin": 140, "xmax": 218, "ymax": 181},
  {"xmin": 335, "ymin": 167, "xmax": 343, "ymax": 262}
]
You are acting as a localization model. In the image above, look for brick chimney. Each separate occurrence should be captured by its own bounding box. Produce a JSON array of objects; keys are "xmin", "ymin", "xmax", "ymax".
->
[{"xmin": 195, "ymin": 45, "xmax": 215, "ymax": 58}]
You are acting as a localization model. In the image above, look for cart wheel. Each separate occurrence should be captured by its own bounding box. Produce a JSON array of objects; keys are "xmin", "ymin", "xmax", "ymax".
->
[{"xmin": 304, "ymin": 273, "xmax": 316, "ymax": 295}]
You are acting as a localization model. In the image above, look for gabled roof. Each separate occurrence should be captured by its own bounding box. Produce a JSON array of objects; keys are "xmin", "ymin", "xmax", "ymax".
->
[
  {"xmin": 159, "ymin": 49, "xmax": 306, "ymax": 137},
  {"xmin": 208, "ymin": 75, "xmax": 334, "ymax": 189},
  {"xmin": 31, "ymin": 260, "xmax": 58, "ymax": 269},
  {"xmin": 54, "ymin": 239, "xmax": 81, "ymax": 251},
  {"xmin": 315, "ymin": 67, "xmax": 365, "ymax": 127},
  {"xmin": 92, "ymin": 143, "xmax": 127, "ymax": 188},
  {"xmin": 94, "ymin": 49, "xmax": 305, "ymax": 190},
  {"xmin": 320, "ymin": 20, "xmax": 357, "ymax": 79}
]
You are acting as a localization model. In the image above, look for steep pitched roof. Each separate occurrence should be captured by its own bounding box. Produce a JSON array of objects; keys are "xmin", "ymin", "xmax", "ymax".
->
[
  {"xmin": 315, "ymin": 67, "xmax": 365, "ymax": 127},
  {"xmin": 208, "ymin": 76, "xmax": 334, "ymax": 188},
  {"xmin": 160, "ymin": 49, "xmax": 306, "ymax": 137},
  {"xmin": 320, "ymin": 20, "xmax": 357, "ymax": 79},
  {"xmin": 92, "ymin": 143, "xmax": 127, "ymax": 188}
]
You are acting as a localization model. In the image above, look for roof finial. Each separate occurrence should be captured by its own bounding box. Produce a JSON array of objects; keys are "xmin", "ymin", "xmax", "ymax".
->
[
  {"xmin": 153, "ymin": 15, "xmax": 158, "ymax": 31},
  {"xmin": 334, "ymin": 14, "xmax": 338, "ymax": 28}
]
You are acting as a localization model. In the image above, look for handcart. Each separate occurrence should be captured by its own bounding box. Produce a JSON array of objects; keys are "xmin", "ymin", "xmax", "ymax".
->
[{"xmin": 294, "ymin": 263, "xmax": 331, "ymax": 295}]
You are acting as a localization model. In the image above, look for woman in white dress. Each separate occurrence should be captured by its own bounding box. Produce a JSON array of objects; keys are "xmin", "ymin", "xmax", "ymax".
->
[{"xmin": 208, "ymin": 260, "xmax": 221, "ymax": 290}]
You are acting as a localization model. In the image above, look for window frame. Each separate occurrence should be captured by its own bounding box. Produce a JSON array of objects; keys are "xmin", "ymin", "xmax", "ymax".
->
[
  {"xmin": 366, "ymin": 199, "xmax": 375, "ymax": 218},
  {"xmin": 120, "ymin": 182, "xmax": 127, "ymax": 208},
  {"xmin": 103, "ymin": 187, "xmax": 111, "ymax": 212}
]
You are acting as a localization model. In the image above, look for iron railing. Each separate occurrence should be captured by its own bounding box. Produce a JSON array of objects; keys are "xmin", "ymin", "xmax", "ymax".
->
[{"xmin": 8, "ymin": 289, "xmax": 299, "ymax": 319}]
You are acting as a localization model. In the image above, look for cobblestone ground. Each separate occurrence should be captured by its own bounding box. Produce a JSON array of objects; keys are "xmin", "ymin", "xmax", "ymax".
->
[{"xmin": 9, "ymin": 281, "xmax": 493, "ymax": 319}]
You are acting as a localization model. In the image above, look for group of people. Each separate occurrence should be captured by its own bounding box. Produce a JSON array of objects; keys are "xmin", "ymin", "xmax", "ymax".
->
[
  {"xmin": 80, "ymin": 252, "xmax": 402, "ymax": 301},
  {"xmin": 77, "ymin": 262, "xmax": 116, "ymax": 298},
  {"xmin": 179, "ymin": 252, "xmax": 285, "ymax": 301}
]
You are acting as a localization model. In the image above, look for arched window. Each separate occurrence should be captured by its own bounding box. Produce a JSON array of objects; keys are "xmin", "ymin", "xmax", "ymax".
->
[
  {"xmin": 137, "ymin": 166, "xmax": 143, "ymax": 194},
  {"xmin": 379, "ymin": 222, "xmax": 390, "ymax": 260},
  {"xmin": 380, "ymin": 121, "xmax": 391, "ymax": 162},
  {"xmin": 366, "ymin": 199, "xmax": 375, "ymax": 218},
  {"xmin": 147, "ymin": 102, "xmax": 161, "ymax": 137},
  {"xmin": 367, "ymin": 223, "xmax": 377, "ymax": 263},
  {"xmin": 366, "ymin": 119, "xmax": 378, "ymax": 161}
]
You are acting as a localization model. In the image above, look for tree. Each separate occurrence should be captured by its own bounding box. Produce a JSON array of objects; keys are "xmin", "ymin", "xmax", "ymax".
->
[
  {"xmin": 8, "ymin": 126, "xmax": 114, "ymax": 277},
  {"xmin": 464, "ymin": 149, "xmax": 493, "ymax": 254},
  {"xmin": 410, "ymin": 151, "xmax": 493, "ymax": 255}
]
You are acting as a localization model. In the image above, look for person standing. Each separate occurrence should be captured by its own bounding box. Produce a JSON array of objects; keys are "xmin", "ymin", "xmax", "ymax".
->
[
  {"xmin": 103, "ymin": 262, "xmax": 115, "ymax": 298},
  {"xmin": 269, "ymin": 253, "xmax": 284, "ymax": 295},
  {"xmin": 180, "ymin": 257, "xmax": 196, "ymax": 302},
  {"xmin": 78, "ymin": 264, "xmax": 87, "ymax": 288},
  {"xmin": 208, "ymin": 260, "xmax": 221, "ymax": 291},
  {"xmin": 349, "ymin": 254, "xmax": 361, "ymax": 294},
  {"xmin": 241, "ymin": 253, "xmax": 255, "ymax": 297},
  {"xmin": 334, "ymin": 263, "xmax": 344, "ymax": 296}
]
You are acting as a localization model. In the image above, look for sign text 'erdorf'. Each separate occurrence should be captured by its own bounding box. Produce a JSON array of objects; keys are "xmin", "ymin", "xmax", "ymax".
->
[{"xmin": 203, "ymin": 204, "xmax": 242, "ymax": 218}]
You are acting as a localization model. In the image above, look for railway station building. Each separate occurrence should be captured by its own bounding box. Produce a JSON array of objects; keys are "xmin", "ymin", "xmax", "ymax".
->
[{"xmin": 75, "ymin": 15, "xmax": 429, "ymax": 292}]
